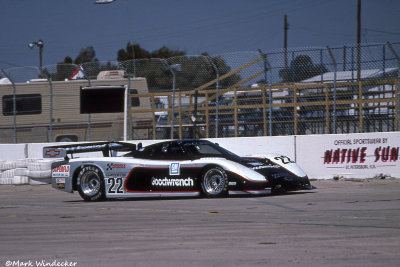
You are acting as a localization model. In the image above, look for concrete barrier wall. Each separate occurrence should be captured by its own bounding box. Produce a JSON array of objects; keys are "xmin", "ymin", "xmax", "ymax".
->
[
  {"xmin": 1, "ymin": 132, "xmax": 399, "ymax": 182},
  {"xmin": 0, "ymin": 144, "xmax": 27, "ymax": 159},
  {"xmin": 210, "ymin": 136, "xmax": 296, "ymax": 160}
]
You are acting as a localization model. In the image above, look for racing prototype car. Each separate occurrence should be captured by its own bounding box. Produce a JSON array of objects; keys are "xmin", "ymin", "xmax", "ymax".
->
[{"xmin": 43, "ymin": 139, "xmax": 313, "ymax": 201}]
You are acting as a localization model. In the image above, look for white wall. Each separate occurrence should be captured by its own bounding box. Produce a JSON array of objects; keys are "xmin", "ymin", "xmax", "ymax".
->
[
  {"xmin": 1, "ymin": 132, "xmax": 399, "ymax": 179},
  {"xmin": 210, "ymin": 136, "xmax": 296, "ymax": 159},
  {"xmin": 0, "ymin": 144, "xmax": 27, "ymax": 160}
]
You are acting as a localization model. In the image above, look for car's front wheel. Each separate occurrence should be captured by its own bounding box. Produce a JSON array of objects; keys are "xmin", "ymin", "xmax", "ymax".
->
[
  {"xmin": 77, "ymin": 166, "xmax": 105, "ymax": 201},
  {"xmin": 200, "ymin": 166, "xmax": 228, "ymax": 197}
]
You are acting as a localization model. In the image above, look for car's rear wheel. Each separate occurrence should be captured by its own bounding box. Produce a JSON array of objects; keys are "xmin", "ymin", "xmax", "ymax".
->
[
  {"xmin": 77, "ymin": 166, "xmax": 105, "ymax": 201},
  {"xmin": 200, "ymin": 166, "xmax": 228, "ymax": 197}
]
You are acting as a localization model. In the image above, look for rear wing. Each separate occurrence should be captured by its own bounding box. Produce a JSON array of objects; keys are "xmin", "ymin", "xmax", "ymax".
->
[{"xmin": 43, "ymin": 141, "xmax": 139, "ymax": 159}]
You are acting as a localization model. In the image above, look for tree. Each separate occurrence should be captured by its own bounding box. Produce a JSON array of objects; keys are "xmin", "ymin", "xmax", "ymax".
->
[
  {"xmin": 117, "ymin": 42, "xmax": 185, "ymax": 61},
  {"xmin": 54, "ymin": 43, "xmax": 242, "ymax": 88},
  {"xmin": 118, "ymin": 43, "xmax": 150, "ymax": 61},
  {"xmin": 151, "ymin": 46, "xmax": 186, "ymax": 58},
  {"xmin": 279, "ymin": 55, "xmax": 328, "ymax": 83},
  {"xmin": 117, "ymin": 43, "xmax": 241, "ymax": 91},
  {"xmin": 44, "ymin": 56, "xmax": 76, "ymax": 81},
  {"xmin": 74, "ymin": 46, "xmax": 98, "ymax": 65},
  {"xmin": 51, "ymin": 47, "xmax": 101, "ymax": 81},
  {"xmin": 72, "ymin": 46, "xmax": 100, "ymax": 79},
  {"xmin": 64, "ymin": 56, "xmax": 73, "ymax": 64}
]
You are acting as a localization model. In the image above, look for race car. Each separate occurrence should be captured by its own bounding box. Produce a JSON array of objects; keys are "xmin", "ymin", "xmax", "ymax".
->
[{"xmin": 43, "ymin": 139, "xmax": 313, "ymax": 201}]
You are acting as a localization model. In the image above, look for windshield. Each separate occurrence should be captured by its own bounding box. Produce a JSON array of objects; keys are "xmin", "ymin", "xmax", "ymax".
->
[{"xmin": 183, "ymin": 141, "xmax": 241, "ymax": 159}]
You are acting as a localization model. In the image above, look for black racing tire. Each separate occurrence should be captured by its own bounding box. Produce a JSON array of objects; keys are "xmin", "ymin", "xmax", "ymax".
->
[
  {"xmin": 77, "ymin": 166, "xmax": 105, "ymax": 201},
  {"xmin": 200, "ymin": 166, "xmax": 228, "ymax": 198}
]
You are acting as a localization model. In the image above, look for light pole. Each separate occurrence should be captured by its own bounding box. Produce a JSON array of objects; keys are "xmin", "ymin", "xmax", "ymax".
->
[{"xmin": 28, "ymin": 40, "xmax": 44, "ymax": 77}]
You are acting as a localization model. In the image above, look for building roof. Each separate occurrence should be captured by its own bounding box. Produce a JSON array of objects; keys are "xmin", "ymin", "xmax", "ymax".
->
[{"xmin": 301, "ymin": 68, "xmax": 398, "ymax": 83}]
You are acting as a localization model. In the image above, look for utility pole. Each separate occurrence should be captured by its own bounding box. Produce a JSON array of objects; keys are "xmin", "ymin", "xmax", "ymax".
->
[
  {"xmin": 284, "ymin": 14, "xmax": 289, "ymax": 68},
  {"xmin": 357, "ymin": 0, "xmax": 361, "ymax": 80}
]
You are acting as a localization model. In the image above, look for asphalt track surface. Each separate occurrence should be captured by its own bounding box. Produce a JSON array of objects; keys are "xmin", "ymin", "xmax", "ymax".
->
[{"xmin": 0, "ymin": 179, "xmax": 400, "ymax": 267}]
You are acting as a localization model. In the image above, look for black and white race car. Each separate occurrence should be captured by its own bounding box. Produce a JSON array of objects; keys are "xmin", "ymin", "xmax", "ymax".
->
[{"xmin": 43, "ymin": 139, "xmax": 313, "ymax": 201}]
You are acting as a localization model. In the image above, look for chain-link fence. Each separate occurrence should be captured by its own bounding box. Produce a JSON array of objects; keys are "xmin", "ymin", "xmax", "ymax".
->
[{"xmin": 1, "ymin": 42, "xmax": 399, "ymax": 143}]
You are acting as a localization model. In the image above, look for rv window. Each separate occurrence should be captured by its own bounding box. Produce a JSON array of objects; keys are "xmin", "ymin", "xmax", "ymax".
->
[
  {"xmin": 2, "ymin": 94, "xmax": 42, "ymax": 116},
  {"xmin": 81, "ymin": 87, "xmax": 124, "ymax": 113},
  {"xmin": 130, "ymin": 89, "xmax": 140, "ymax": 107}
]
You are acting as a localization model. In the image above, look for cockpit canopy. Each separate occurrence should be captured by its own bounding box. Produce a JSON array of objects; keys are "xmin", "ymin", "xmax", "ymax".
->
[{"xmin": 123, "ymin": 140, "xmax": 240, "ymax": 160}]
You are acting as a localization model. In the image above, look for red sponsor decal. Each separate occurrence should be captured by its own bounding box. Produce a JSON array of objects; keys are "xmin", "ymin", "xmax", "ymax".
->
[
  {"xmin": 53, "ymin": 165, "xmax": 70, "ymax": 173},
  {"xmin": 112, "ymin": 164, "xmax": 126, "ymax": 169},
  {"xmin": 52, "ymin": 165, "xmax": 70, "ymax": 177},
  {"xmin": 45, "ymin": 149, "xmax": 61, "ymax": 157},
  {"xmin": 324, "ymin": 146, "xmax": 399, "ymax": 164},
  {"xmin": 56, "ymin": 178, "xmax": 66, "ymax": 183}
]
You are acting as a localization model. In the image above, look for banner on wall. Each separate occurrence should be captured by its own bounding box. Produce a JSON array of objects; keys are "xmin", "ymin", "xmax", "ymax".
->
[
  {"xmin": 323, "ymin": 137, "xmax": 398, "ymax": 169},
  {"xmin": 297, "ymin": 132, "xmax": 400, "ymax": 179}
]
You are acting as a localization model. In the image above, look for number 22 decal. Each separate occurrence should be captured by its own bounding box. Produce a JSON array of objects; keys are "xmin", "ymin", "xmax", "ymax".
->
[
  {"xmin": 107, "ymin": 178, "xmax": 124, "ymax": 194},
  {"xmin": 274, "ymin": 156, "xmax": 295, "ymax": 164}
]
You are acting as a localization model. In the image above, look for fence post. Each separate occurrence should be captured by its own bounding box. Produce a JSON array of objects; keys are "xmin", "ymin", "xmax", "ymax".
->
[
  {"xmin": 234, "ymin": 90, "xmax": 238, "ymax": 137},
  {"xmin": 386, "ymin": 42, "xmax": 400, "ymax": 131},
  {"xmin": 47, "ymin": 77, "xmax": 53, "ymax": 142},
  {"xmin": 83, "ymin": 64, "xmax": 92, "ymax": 141},
  {"xmin": 170, "ymin": 68, "xmax": 176, "ymax": 139},
  {"xmin": 126, "ymin": 75, "xmax": 131, "ymax": 141},
  {"xmin": 193, "ymin": 90, "xmax": 198, "ymax": 139},
  {"xmin": 163, "ymin": 61, "xmax": 182, "ymax": 140},
  {"xmin": 206, "ymin": 57, "xmax": 220, "ymax": 138},
  {"xmin": 1, "ymin": 69, "xmax": 17, "ymax": 143},
  {"xmin": 382, "ymin": 44, "xmax": 386, "ymax": 76},
  {"xmin": 291, "ymin": 51, "xmax": 295, "ymax": 81},
  {"xmin": 327, "ymin": 46, "xmax": 338, "ymax": 134},
  {"xmin": 320, "ymin": 49, "xmax": 324, "ymax": 83},
  {"xmin": 351, "ymin": 46, "xmax": 355, "ymax": 80},
  {"xmin": 258, "ymin": 49, "xmax": 273, "ymax": 136}
]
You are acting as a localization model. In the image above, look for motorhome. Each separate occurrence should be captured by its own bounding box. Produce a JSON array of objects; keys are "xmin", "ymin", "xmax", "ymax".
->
[{"xmin": 0, "ymin": 71, "xmax": 152, "ymax": 143}]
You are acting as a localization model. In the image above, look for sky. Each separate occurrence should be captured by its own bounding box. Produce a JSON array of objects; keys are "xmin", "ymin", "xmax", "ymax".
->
[{"xmin": 1, "ymin": 0, "xmax": 400, "ymax": 70}]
